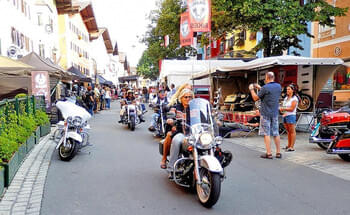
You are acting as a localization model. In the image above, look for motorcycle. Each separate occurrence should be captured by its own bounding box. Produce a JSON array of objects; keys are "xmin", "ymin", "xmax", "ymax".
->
[
  {"xmin": 119, "ymin": 100, "xmax": 141, "ymax": 131},
  {"xmin": 309, "ymin": 105, "xmax": 350, "ymax": 161},
  {"xmin": 152, "ymin": 102, "xmax": 168, "ymax": 138},
  {"xmin": 281, "ymin": 83, "xmax": 313, "ymax": 112},
  {"xmin": 159, "ymin": 98, "xmax": 232, "ymax": 208},
  {"xmin": 55, "ymin": 100, "xmax": 91, "ymax": 161}
]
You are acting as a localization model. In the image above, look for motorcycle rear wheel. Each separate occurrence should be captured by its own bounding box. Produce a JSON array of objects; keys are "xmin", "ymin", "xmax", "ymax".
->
[
  {"xmin": 338, "ymin": 154, "xmax": 350, "ymax": 162},
  {"xmin": 58, "ymin": 138, "xmax": 78, "ymax": 161},
  {"xmin": 298, "ymin": 94, "xmax": 313, "ymax": 112},
  {"xmin": 196, "ymin": 168, "xmax": 221, "ymax": 208}
]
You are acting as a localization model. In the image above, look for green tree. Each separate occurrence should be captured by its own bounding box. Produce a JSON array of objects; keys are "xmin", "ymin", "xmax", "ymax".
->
[
  {"xmin": 211, "ymin": 0, "xmax": 348, "ymax": 56},
  {"xmin": 138, "ymin": 0, "xmax": 196, "ymax": 79}
]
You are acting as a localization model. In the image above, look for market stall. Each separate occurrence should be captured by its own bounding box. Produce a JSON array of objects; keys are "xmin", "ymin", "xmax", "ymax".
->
[{"xmin": 193, "ymin": 56, "xmax": 344, "ymax": 124}]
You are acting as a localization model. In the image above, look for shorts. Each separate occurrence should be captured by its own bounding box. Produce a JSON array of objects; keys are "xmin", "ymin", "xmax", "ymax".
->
[
  {"xmin": 283, "ymin": 115, "xmax": 296, "ymax": 124},
  {"xmin": 259, "ymin": 115, "xmax": 279, "ymax": 137}
]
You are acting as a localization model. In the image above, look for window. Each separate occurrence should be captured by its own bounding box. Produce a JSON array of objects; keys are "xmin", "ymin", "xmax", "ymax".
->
[
  {"xmin": 39, "ymin": 44, "xmax": 45, "ymax": 58},
  {"xmin": 206, "ymin": 46, "xmax": 211, "ymax": 56},
  {"xmin": 37, "ymin": 13, "xmax": 43, "ymax": 26},
  {"xmin": 220, "ymin": 42, "xmax": 224, "ymax": 53}
]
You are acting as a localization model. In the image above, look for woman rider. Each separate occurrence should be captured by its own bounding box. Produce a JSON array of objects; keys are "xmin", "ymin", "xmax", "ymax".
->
[
  {"xmin": 166, "ymin": 89, "xmax": 194, "ymax": 179},
  {"xmin": 160, "ymin": 84, "xmax": 193, "ymax": 169}
]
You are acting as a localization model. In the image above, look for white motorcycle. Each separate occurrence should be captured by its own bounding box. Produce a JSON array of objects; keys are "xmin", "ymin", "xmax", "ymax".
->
[
  {"xmin": 159, "ymin": 98, "xmax": 232, "ymax": 208},
  {"xmin": 55, "ymin": 100, "xmax": 91, "ymax": 161},
  {"xmin": 119, "ymin": 100, "xmax": 141, "ymax": 131}
]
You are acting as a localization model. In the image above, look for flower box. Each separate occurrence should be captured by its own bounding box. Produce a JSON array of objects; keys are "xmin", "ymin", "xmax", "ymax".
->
[
  {"xmin": 1, "ymin": 152, "xmax": 19, "ymax": 187},
  {"xmin": 35, "ymin": 127, "xmax": 41, "ymax": 144},
  {"xmin": 18, "ymin": 143, "xmax": 27, "ymax": 165},
  {"xmin": 40, "ymin": 122, "xmax": 51, "ymax": 137},
  {"xmin": 0, "ymin": 167, "xmax": 4, "ymax": 197},
  {"xmin": 26, "ymin": 134, "xmax": 35, "ymax": 153}
]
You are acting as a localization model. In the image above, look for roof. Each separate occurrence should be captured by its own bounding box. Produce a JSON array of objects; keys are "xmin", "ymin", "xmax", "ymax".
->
[
  {"xmin": 97, "ymin": 75, "xmax": 113, "ymax": 86},
  {"xmin": 192, "ymin": 56, "xmax": 345, "ymax": 80},
  {"xmin": 55, "ymin": 0, "xmax": 82, "ymax": 14},
  {"xmin": 80, "ymin": 4, "xmax": 99, "ymax": 41},
  {"xmin": 102, "ymin": 29, "xmax": 113, "ymax": 54},
  {"xmin": 0, "ymin": 56, "xmax": 33, "ymax": 72},
  {"xmin": 113, "ymin": 42, "xmax": 119, "ymax": 56},
  {"xmin": 68, "ymin": 66, "xmax": 91, "ymax": 82}
]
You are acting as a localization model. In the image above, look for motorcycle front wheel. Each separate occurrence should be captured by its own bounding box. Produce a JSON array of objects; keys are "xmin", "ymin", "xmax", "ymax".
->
[
  {"xmin": 58, "ymin": 138, "xmax": 78, "ymax": 161},
  {"xmin": 196, "ymin": 168, "xmax": 221, "ymax": 208},
  {"xmin": 130, "ymin": 115, "xmax": 135, "ymax": 131}
]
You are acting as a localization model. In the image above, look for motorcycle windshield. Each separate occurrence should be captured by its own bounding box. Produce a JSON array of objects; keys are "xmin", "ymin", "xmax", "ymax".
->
[
  {"xmin": 189, "ymin": 98, "xmax": 213, "ymax": 127},
  {"xmin": 56, "ymin": 100, "xmax": 91, "ymax": 121}
]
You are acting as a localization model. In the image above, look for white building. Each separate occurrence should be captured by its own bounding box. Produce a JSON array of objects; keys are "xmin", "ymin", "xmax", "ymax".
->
[{"xmin": 0, "ymin": 0, "xmax": 59, "ymax": 61}]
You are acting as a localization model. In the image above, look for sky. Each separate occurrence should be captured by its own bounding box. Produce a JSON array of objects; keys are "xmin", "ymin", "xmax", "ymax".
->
[{"xmin": 91, "ymin": 0, "xmax": 158, "ymax": 67}]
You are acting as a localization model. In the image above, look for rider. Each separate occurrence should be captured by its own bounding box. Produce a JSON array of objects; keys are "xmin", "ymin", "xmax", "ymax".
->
[
  {"xmin": 167, "ymin": 88, "xmax": 193, "ymax": 179},
  {"xmin": 119, "ymin": 90, "xmax": 145, "ymax": 123},
  {"xmin": 148, "ymin": 90, "xmax": 168, "ymax": 132}
]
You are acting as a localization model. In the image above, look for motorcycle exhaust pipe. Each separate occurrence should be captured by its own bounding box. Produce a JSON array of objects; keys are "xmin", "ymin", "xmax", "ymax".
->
[
  {"xmin": 309, "ymin": 136, "xmax": 333, "ymax": 143},
  {"xmin": 327, "ymin": 149, "xmax": 350, "ymax": 154}
]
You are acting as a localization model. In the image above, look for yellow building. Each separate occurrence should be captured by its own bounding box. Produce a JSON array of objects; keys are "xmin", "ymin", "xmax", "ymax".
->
[
  {"xmin": 57, "ymin": 3, "xmax": 98, "ymax": 77},
  {"xmin": 223, "ymin": 30, "xmax": 257, "ymax": 58}
]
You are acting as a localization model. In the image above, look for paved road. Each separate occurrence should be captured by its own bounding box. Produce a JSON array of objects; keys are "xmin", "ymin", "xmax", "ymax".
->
[{"xmin": 41, "ymin": 101, "xmax": 350, "ymax": 215}]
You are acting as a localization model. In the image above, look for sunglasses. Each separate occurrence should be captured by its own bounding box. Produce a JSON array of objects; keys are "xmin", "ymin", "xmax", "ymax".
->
[{"xmin": 183, "ymin": 96, "xmax": 193, "ymax": 99}]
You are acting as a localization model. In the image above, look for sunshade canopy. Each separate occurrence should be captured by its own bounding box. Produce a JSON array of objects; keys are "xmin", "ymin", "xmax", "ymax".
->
[
  {"xmin": 0, "ymin": 56, "xmax": 33, "ymax": 74},
  {"xmin": 68, "ymin": 66, "xmax": 91, "ymax": 82}
]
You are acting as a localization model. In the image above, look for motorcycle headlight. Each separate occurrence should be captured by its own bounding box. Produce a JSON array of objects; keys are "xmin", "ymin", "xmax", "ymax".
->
[
  {"xmin": 215, "ymin": 136, "xmax": 223, "ymax": 145},
  {"xmin": 188, "ymin": 136, "xmax": 196, "ymax": 145},
  {"xmin": 199, "ymin": 132, "xmax": 213, "ymax": 149},
  {"xmin": 73, "ymin": 116, "xmax": 83, "ymax": 127},
  {"xmin": 67, "ymin": 116, "xmax": 73, "ymax": 124}
]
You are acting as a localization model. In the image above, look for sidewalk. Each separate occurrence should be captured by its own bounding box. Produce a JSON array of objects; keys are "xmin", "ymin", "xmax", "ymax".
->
[
  {"xmin": 228, "ymin": 131, "xmax": 350, "ymax": 181},
  {"xmin": 0, "ymin": 129, "xmax": 55, "ymax": 215}
]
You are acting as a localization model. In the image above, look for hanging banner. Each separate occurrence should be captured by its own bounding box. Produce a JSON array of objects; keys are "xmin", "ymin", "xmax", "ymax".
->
[
  {"xmin": 164, "ymin": 35, "xmax": 169, "ymax": 47},
  {"xmin": 187, "ymin": 0, "xmax": 211, "ymax": 32},
  {"xmin": 180, "ymin": 11, "xmax": 193, "ymax": 47},
  {"xmin": 31, "ymin": 71, "xmax": 51, "ymax": 109}
]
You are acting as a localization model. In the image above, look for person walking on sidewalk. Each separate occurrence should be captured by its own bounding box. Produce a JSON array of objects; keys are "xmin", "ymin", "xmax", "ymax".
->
[
  {"xmin": 280, "ymin": 84, "xmax": 298, "ymax": 152},
  {"xmin": 249, "ymin": 72, "xmax": 282, "ymax": 159}
]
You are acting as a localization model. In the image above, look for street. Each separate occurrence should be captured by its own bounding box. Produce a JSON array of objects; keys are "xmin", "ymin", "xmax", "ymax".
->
[{"xmin": 39, "ymin": 101, "xmax": 350, "ymax": 215}]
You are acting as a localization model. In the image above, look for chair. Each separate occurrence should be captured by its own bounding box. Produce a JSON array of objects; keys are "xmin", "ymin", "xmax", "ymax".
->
[{"xmin": 223, "ymin": 122, "xmax": 259, "ymax": 138}]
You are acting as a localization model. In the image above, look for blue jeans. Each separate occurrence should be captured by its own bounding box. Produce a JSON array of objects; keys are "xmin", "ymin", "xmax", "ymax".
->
[
  {"xmin": 283, "ymin": 115, "xmax": 296, "ymax": 124},
  {"xmin": 150, "ymin": 113, "xmax": 159, "ymax": 127},
  {"xmin": 259, "ymin": 115, "xmax": 279, "ymax": 136},
  {"xmin": 168, "ymin": 133, "xmax": 186, "ymax": 171},
  {"xmin": 106, "ymin": 98, "xmax": 111, "ymax": 109},
  {"xmin": 88, "ymin": 106, "xmax": 93, "ymax": 116}
]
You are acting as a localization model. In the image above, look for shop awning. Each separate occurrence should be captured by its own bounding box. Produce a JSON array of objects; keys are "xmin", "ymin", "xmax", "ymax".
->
[
  {"xmin": 68, "ymin": 66, "xmax": 92, "ymax": 82},
  {"xmin": 192, "ymin": 56, "xmax": 344, "ymax": 80},
  {"xmin": 19, "ymin": 52, "xmax": 72, "ymax": 78},
  {"xmin": 0, "ymin": 56, "xmax": 33, "ymax": 74},
  {"xmin": 118, "ymin": 75, "xmax": 139, "ymax": 82}
]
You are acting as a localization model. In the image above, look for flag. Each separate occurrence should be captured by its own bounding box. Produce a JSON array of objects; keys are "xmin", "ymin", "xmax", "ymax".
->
[
  {"xmin": 164, "ymin": 35, "xmax": 169, "ymax": 47},
  {"xmin": 180, "ymin": 11, "xmax": 193, "ymax": 47},
  {"xmin": 187, "ymin": 0, "xmax": 211, "ymax": 32}
]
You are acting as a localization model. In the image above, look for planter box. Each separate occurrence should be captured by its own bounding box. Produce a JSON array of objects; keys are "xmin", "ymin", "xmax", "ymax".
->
[
  {"xmin": 18, "ymin": 143, "xmax": 27, "ymax": 165},
  {"xmin": 40, "ymin": 122, "xmax": 51, "ymax": 137},
  {"xmin": 1, "ymin": 152, "xmax": 19, "ymax": 187},
  {"xmin": 0, "ymin": 168, "xmax": 4, "ymax": 197},
  {"xmin": 35, "ymin": 127, "xmax": 41, "ymax": 144},
  {"xmin": 26, "ymin": 134, "xmax": 35, "ymax": 153}
]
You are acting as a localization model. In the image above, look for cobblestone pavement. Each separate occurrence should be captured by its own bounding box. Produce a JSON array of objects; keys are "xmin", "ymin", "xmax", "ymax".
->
[
  {"xmin": 229, "ymin": 132, "xmax": 350, "ymax": 181},
  {"xmin": 0, "ymin": 129, "xmax": 55, "ymax": 215}
]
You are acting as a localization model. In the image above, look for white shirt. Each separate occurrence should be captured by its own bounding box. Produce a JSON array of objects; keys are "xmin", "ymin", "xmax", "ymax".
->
[{"xmin": 282, "ymin": 95, "xmax": 298, "ymax": 116}]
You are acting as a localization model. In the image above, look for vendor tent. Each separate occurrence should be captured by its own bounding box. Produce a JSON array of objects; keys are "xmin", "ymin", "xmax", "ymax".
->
[
  {"xmin": 0, "ymin": 56, "xmax": 34, "ymax": 99},
  {"xmin": 97, "ymin": 75, "xmax": 113, "ymax": 86}
]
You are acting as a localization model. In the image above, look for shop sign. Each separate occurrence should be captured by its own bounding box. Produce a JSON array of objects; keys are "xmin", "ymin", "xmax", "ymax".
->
[
  {"xmin": 187, "ymin": 0, "xmax": 211, "ymax": 32},
  {"xmin": 32, "ymin": 71, "xmax": 51, "ymax": 109}
]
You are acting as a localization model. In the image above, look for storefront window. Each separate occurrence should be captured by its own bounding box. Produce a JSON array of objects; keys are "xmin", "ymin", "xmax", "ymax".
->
[{"xmin": 334, "ymin": 68, "xmax": 350, "ymax": 90}]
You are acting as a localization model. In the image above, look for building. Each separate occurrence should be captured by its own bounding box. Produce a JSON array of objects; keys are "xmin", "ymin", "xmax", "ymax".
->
[
  {"xmin": 56, "ymin": 2, "xmax": 96, "ymax": 78},
  {"xmin": 0, "ymin": 0, "xmax": 59, "ymax": 61},
  {"xmin": 312, "ymin": 0, "xmax": 350, "ymax": 106}
]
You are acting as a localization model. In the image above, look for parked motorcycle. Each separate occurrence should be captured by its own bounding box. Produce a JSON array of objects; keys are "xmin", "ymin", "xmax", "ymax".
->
[
  {"xmin": 159, "ymin": 98, "xmax": 232, "ymax": 208},
  {"xmin": 55, "ymin": 100, "xmax": 91, "ymax": 161},
  {"xmin": 119, "ymin": 100, "xmax": 141, "ymax": 131},
  {"xmin": 309, "ymin": 105, "xmax": 350, "ymax": 161}
]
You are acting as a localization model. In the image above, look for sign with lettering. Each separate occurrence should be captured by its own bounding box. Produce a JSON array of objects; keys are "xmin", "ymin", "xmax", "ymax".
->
[
  {"xmin": 180, "ymin": 11, "xmax": 193, "ymax": 47},
  {"xmin": 187, "ymin": 0, "xmax": 211, "ymax": 32},
  {"xmin": 31, "ymin": 71, "xmax": 51, "ymax": 109}
]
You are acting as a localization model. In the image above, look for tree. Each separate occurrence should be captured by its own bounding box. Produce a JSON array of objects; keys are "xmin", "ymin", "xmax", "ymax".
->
[
  {"xmin": 211, "ymin": 0, "xmax": 348, "ymax": 57},
  {"xmin": 136, "ymin": 50, "xmax": 158, "ymax": 80},
  {"xmin": 138, "ymin": 0, "xmax": 196, "ymax": 79}
]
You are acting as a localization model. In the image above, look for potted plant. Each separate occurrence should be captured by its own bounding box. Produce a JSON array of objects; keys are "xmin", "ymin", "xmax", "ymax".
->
[
  {"xmin": 0, "ymin": 135, "xmax": 20, "ymax": 187},
  {"xmin": 19, "ymin": 114, "xmax": 36, "ymax": 153},
  {"xmin": 0, "ymin": 166, "xmax": 5, "ymax": 196}
]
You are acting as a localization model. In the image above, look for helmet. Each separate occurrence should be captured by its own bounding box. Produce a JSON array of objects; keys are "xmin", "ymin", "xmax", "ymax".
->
[{"xmin": 127, "ymin": 90, "xmax": 134, "ymax": 94}]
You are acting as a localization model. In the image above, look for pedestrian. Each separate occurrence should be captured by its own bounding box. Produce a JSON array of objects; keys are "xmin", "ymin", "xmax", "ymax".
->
[
  {"xmin": 100, "ymin": 86, "xmax": 106, "ymax": 110},
  {"xmin": 280, "ymin": 84, "xmax": 298, "ymax": 152},
  {"xmin": 85, "ymin": 86, "xmax": 95, "ymax": 116},
  {"xmin": 249, "ymin": 72, "xmax": 282, "ymax": 159},
  {"xmin": 105, "ymin": 87, "xmax": 112, "ymax": 109},
  {"xmin": 94, "ymin": 85, "xmax": 100, "ymax": 112},
  {"xmin": 142, "ymin": 87, "xmax": 149, "ymax": 103}
]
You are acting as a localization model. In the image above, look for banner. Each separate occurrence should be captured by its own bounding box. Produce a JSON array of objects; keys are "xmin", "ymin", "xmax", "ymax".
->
[
  {"xmin": 31, "ymin": 71, "xmax": 51, "ymax": 109},
  {"xmin": 180, "ymin": 11, "xmax": 193, "ymax": 47},
  {"xmin": 187, "ymin": 0, "xmax": 211, "ymax": 32},
  {"xmin": 164, "ymin": 35, "xmax": 169, "ymax": 47}
]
